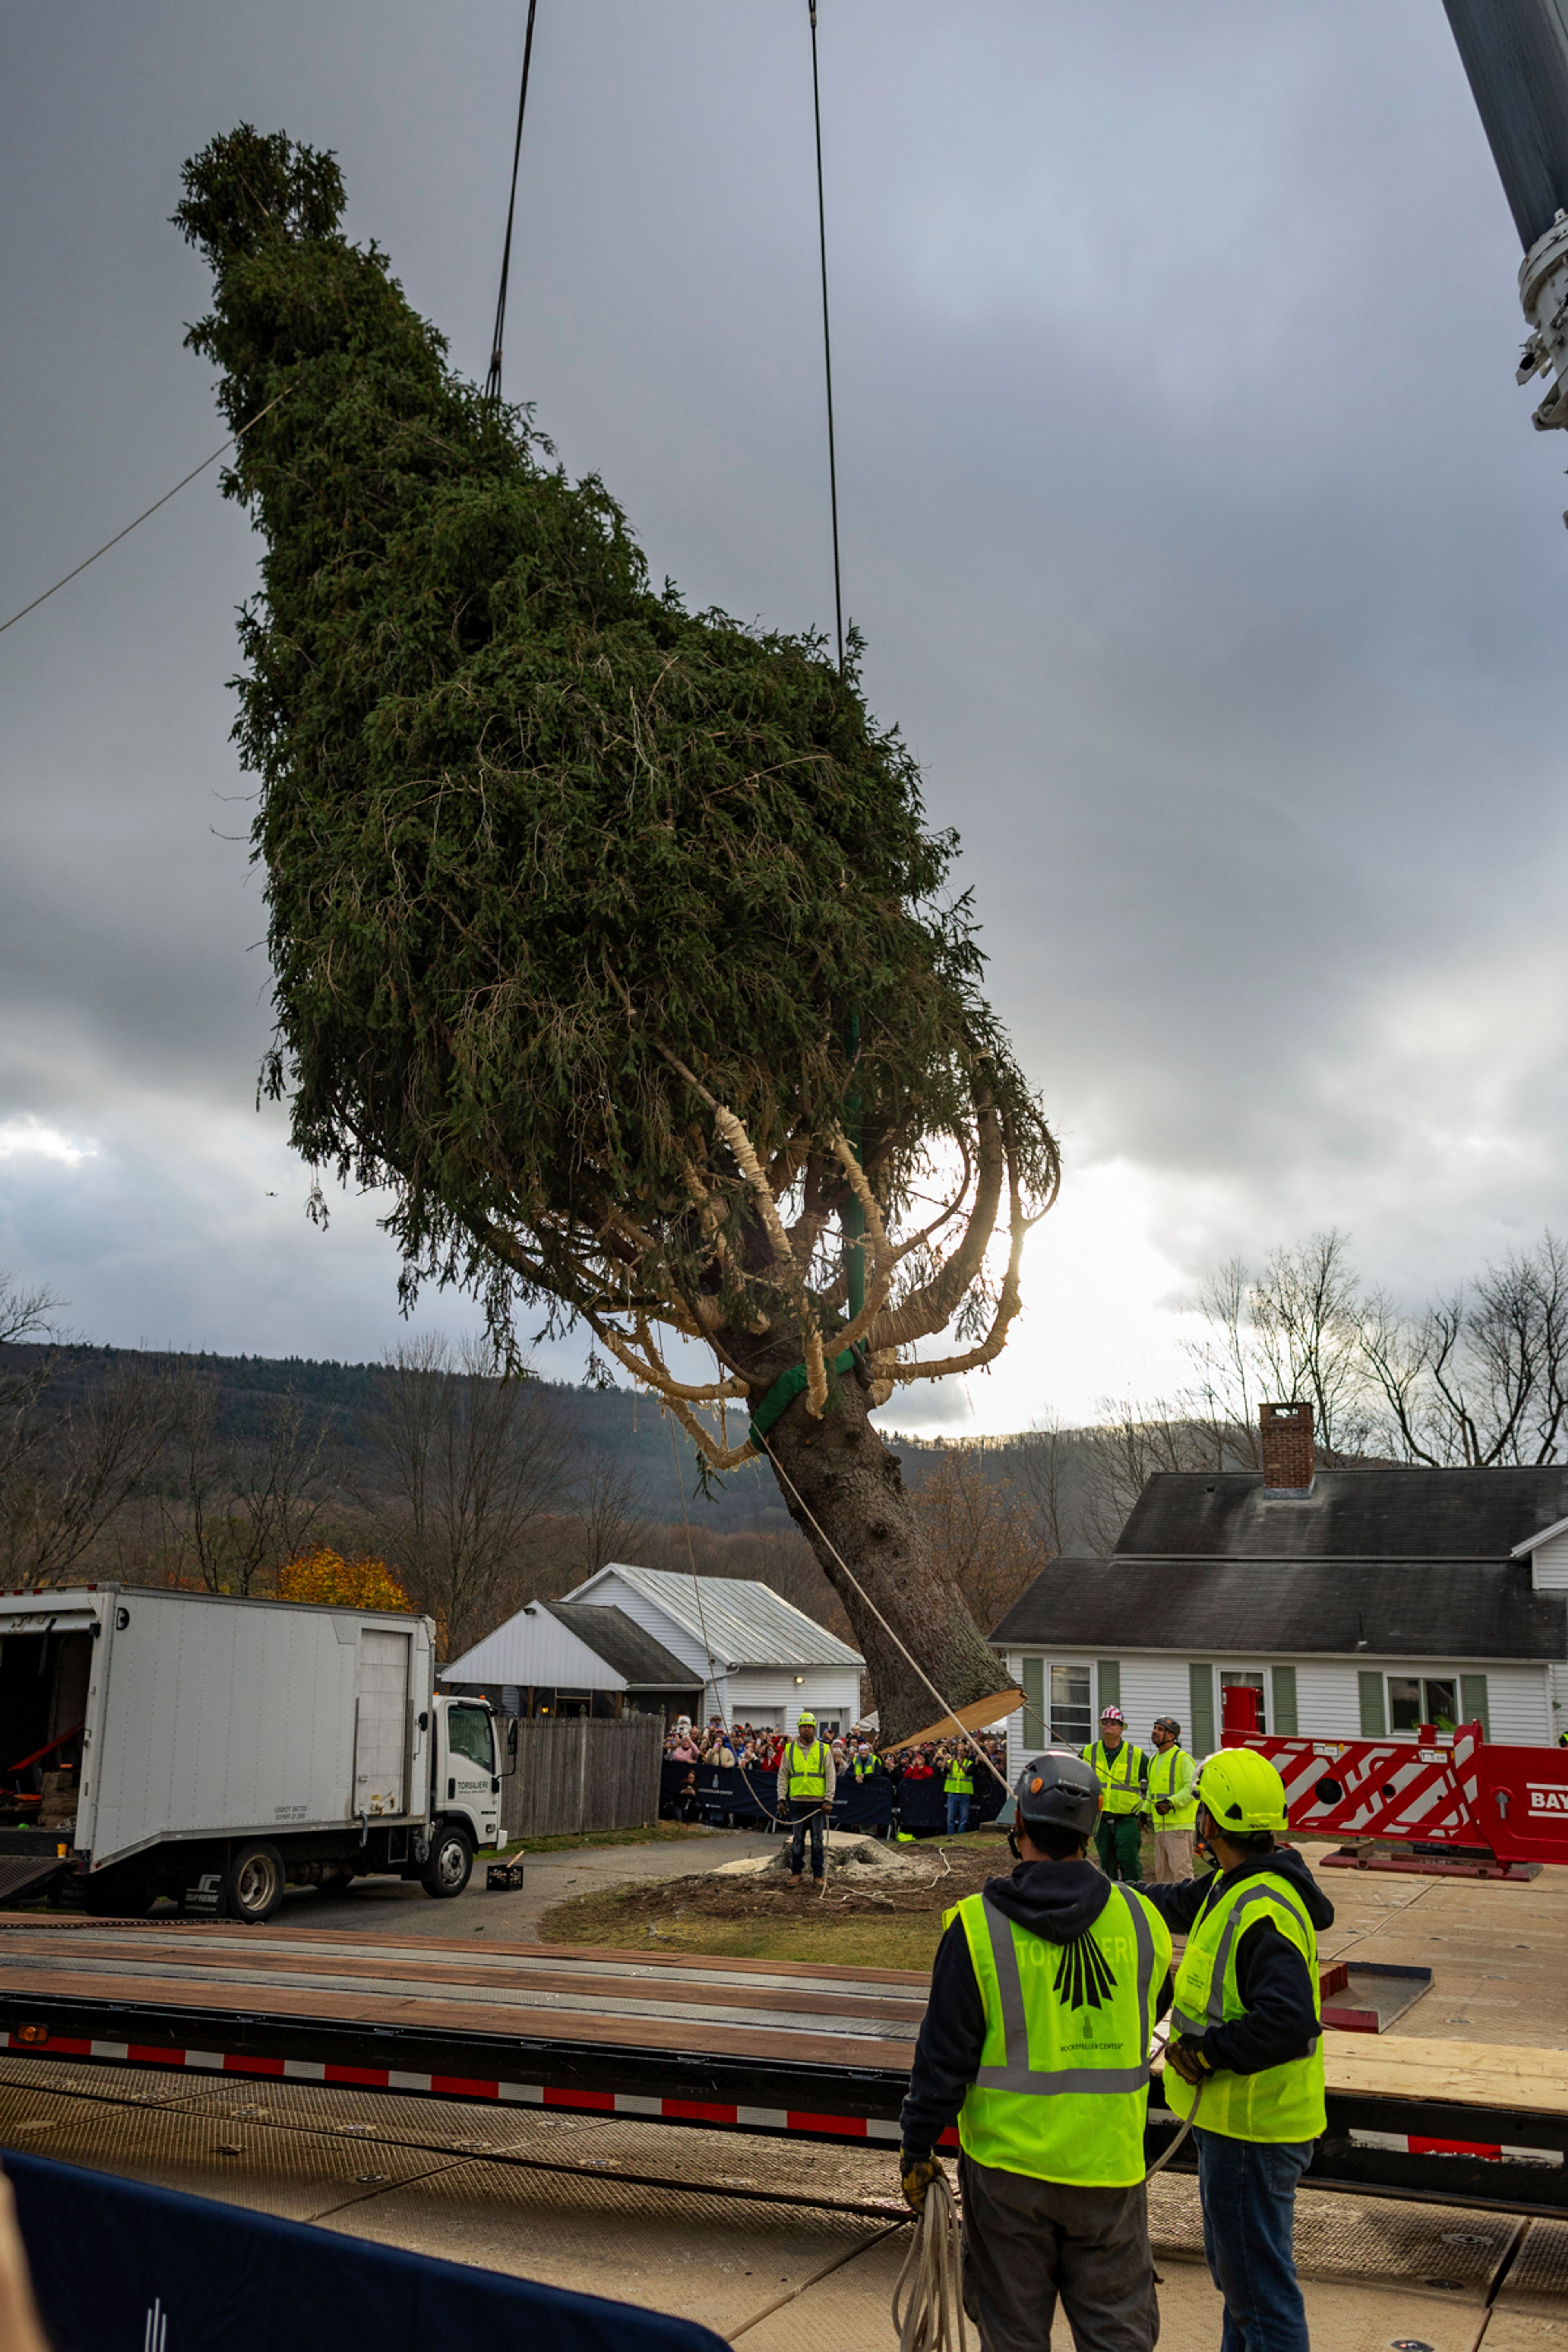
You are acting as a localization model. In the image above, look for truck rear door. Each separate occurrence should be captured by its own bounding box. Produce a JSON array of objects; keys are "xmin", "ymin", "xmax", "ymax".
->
[{"xmin": 353, "ymin": 1628, "xmax": 412, "ymax": 1817}]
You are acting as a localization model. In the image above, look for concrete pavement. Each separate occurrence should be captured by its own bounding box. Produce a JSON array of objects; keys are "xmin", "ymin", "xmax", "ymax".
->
[{"xmin": 291, "ymin": 1826, "xmax": 768, "ymax": 1941}]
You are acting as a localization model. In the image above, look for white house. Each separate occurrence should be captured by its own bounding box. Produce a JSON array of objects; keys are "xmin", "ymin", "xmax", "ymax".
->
[
  {"xmin": 441, "ymin": 1597, "xmax": 700, "ymax": 1721},
  {"xmin": 991, "ymin": 1405, "xmax": 1568, "ymax": 1777},
  {"xmin": 445, "ymin": 1562, "xmax": 864, "ymax": 1733}
]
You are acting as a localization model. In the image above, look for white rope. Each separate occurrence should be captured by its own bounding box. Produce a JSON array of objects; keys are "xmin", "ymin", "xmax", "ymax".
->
[
  {"xmin": 756, "ymin": 1433, "xmax": 1011, "ymax": 1796},
  {"xmin": 892, "ymin": 2171, "xmax": 967, "ymax": 2352}
]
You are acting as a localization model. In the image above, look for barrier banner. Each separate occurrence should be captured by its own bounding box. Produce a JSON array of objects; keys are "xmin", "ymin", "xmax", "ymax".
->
[
  {"xmin": 832, "ymin": 1775, "xmax": 895, "ymax": 1830},
  {"xmin": 658, "ymin": 1758, "xmax": 1000, "ymax": 1834},
  {"xmin": 6, "ymin": 2148, "xmax": 728, "ymax": 2352}
]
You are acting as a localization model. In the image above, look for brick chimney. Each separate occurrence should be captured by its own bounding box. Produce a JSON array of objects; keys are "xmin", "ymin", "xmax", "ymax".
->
[{"xmin": 1259, "ymin": 1401, "xmax": 1314, "ymax": 1496}]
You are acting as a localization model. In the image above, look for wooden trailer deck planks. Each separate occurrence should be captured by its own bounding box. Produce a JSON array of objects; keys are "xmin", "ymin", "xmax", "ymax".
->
[{"xmin": 0, "ymin": 1918, "xmax": 1562, "ymax": 2123}]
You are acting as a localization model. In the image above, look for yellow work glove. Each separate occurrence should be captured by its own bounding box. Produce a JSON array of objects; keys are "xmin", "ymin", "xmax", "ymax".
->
[
  {"xmin": 1167, "ymin": 2035, "xmax": 1215, "ymax": 2087},
  {"xmin": 900, "ymin": 2150, "xmax": 944, "ymax": 2212}
]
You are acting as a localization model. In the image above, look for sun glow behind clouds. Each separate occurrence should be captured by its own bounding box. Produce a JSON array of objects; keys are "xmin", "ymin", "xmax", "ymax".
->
[{"xmin": 0, "ymin": 1119, "xmax": 98, "ymax": 1168}]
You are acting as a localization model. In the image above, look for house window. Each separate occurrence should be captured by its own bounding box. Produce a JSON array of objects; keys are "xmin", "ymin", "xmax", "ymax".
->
[
  {"xmin": 1050, "ymin": 1663, "xmax": 1092, "ymax": 1748},
  {"xmin": 1388, "ymin": 1676, "xmax": 1459, "ymax": 1735},
  {"xmin": 1220, "ymin": 1671, "xmax": 1267, "ymax": 1735}
]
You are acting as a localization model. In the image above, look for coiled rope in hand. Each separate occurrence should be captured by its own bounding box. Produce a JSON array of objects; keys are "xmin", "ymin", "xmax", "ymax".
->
[{"xmin": 892, "ymin": 2170, "xmax": 967, "ymax": 2352}]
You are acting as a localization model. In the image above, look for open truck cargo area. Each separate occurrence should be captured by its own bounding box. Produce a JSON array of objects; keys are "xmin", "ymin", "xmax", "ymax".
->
[{"xmin": 0, "ymin": 1589, "xmax": 509, "ymax": 1920}]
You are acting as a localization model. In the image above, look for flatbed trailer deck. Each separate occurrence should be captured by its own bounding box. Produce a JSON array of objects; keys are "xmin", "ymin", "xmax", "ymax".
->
[{"xmin": 0, "ymin": 1918, "xmax": 1564, "ymax": 2217}]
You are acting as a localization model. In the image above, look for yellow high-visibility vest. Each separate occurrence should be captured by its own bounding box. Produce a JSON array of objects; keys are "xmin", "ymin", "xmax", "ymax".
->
[
  {"xmin": 1082, "ymin": 1740, "xmax": 1145, "ymax": 1816},
  {"xmin": 1166, "ymin": 1869, "xmax": 1325, "ymax": 2143},
  {"xmin": 948, "ymin": 1885, "xmax": 1172, "ymax": 2185},
  {"xmin": 788, "ymin": 1739, "xmax": 829, "ymax": 1800},
  {"xmin": 1147, "ymin": 1745, "xmax": 1197, "ymax": 1830}
]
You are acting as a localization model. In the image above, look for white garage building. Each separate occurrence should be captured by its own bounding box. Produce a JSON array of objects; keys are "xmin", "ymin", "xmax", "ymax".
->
[{"xmin": 446, "ymin": 1561, "xmax": 864, "ymax": 1734}]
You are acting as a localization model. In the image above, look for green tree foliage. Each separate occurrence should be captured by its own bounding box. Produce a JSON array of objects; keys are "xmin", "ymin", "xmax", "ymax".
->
[{"xmin": 174, "ymin": 127, "xmax": 1053, "ymax": 1381}]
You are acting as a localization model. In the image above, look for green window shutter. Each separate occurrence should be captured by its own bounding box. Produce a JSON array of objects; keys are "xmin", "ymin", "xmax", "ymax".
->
[
  {"xmin": 1096, "ymin": 1660, "xmax": 1120, "ymax": 1715},
  {"xmin": 1021, "ymin": 1656, "xmax": 1046, "ymax": 1749},
  {"xmin": 1188, "ymin": 1663, "xmax": 1214, "ymax": 1755},
  {"xmin": 1459, "ymin": 1673, "xmax": 1490, "ymax": 1740},
  {"xmin": 1358, "ymin": 1670, "xmax": 1387, "ymax": 1737},
  {"xmin": 1271, "ymin": 1666, "xmax": 1298, "ymax": 1737}
]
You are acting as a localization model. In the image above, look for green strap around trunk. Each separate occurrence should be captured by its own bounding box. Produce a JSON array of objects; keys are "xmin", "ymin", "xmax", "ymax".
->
[{"xmin": 749, "ymin": 1346, "xmax": 860, "ymax": 1449}]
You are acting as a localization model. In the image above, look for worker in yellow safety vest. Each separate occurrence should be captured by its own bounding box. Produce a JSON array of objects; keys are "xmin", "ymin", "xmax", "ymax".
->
[
  {"xmin": 775, "ymin": 1710, "xmax": 835, "ymax": 1886},
  {"xmin": 1140, "ymin": 1748, "xmax": 1334, "ymax": 2352},
  {"xmin": 899, "ymin": 1749, "xmax": 1172, "ymax": 2352},
  {"xmin": 944, "ymin": 1748, "xmax": 976, "ymax": 1836},
  {"xmin": 1144, "ymin": 1717, "xmax": 1198, "ymax": 1884},
  {"xmin": 1082, "ymin": 1706, "xmax": 1147, "ymax": 1883}
]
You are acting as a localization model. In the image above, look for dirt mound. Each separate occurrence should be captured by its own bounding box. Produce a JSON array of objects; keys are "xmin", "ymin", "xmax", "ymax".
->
[{"xmin": 557, "ymin": 1844, "xmax": 1004, "ymax": 1930}]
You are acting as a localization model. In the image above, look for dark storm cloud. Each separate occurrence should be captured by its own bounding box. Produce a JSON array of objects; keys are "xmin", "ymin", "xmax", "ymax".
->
[{"xmin": 1, "ymin": 0, "xmax": 1564, "ymax": 1389}]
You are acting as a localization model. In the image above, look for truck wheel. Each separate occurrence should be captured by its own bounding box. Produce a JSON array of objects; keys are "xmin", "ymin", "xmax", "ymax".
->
[
  {"xmin": 420, "ymin": 1826, "xmax": 473, "ymax": 1899},
  {"xmin": 225, "ymin": 1842, "xmax": 285, "ymax": 1924}
]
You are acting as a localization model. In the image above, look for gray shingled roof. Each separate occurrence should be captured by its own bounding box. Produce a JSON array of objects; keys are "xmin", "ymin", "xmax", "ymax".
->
[
  {"xmin": 1115, "ymin": 1467, "xmax": 1568, "ymax": 1562},
  {"xmin": 542, "ymin": 1602, "xmax": 696, "ymax": 1688},
  {"xmin": 989, "ymin": 1558, "xmax": 1566, "ymax": 1661}
]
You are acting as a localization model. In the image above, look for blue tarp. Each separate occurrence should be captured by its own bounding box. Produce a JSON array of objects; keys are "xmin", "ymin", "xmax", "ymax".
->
[{"xmin": 7, "ymin": 2148, "xmax": 729, "ymax": 2352}]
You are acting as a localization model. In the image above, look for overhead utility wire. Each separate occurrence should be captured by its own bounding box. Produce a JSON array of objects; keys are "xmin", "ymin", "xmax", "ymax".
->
[
  {"xmin": 808, "ymin": 0, "xmax": 845, "ymax": 675},
  {"xmin": 0, "ymin": 387, "xmax": 292, "ymax": 642},
  {"xmin": 486, "ymin": 0, "xmax": 541, "ymax": 404}
]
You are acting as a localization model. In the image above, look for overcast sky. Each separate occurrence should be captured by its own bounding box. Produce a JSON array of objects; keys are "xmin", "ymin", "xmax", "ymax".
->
[{"xmin": 1, "ymin": 1, "xmax": 1564, "ymax": 1436}]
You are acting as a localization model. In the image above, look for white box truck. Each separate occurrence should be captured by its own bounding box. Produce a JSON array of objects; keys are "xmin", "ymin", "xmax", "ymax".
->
[{"xmin": 0, "ymin": 1587, "xmax": 510, "ymax": 1921}]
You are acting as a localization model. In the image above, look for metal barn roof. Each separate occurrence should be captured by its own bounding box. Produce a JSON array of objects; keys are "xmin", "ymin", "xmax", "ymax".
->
[{"xmin": 569, "ymin": 1562, "xmax": 862, "ymax": 1672}]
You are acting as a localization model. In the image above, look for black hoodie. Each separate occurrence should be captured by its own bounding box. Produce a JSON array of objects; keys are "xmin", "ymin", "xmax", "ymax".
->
[
  {"xmin": 899, "ymin": 1859, "xmax": 1169, "ymax": 2158},
  {"xmin": 899, "ymin": 1846, "xmax": 1334, "ymax": 2159},
  {"xmin": 1138, "ymin": 1843, "xmax": 1335, "ymax": 2080}
]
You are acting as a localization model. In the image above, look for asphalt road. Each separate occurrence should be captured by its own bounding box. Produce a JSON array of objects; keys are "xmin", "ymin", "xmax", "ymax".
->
[{"xmin": 283, "ymin": 1827, "xmax": 766, "ymax": 1942}]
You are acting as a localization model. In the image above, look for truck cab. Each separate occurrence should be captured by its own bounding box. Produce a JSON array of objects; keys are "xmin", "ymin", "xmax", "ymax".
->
[{"xmin": 432, "ymin": 1693, "xmax": 504, "ymax": 1859}]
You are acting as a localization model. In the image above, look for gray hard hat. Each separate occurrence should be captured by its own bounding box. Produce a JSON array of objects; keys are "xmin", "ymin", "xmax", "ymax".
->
[{"xmin": 1013, "ymin": 1751, "xmax": 1101, "ymax": 1835}]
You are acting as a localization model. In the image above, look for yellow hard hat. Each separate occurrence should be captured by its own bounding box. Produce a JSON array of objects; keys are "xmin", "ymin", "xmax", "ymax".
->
[
  {"xmin": 1194, "ymin": 1747, "xmax": 1288, "ymax": 1834},
  {"xmin": 796, "ymin": 1709, "xmax": 817, "ymax": 1726}
]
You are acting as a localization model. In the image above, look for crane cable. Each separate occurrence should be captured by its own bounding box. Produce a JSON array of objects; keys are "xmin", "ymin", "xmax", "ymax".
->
[
  {"xmin": 0, "ymin": 386, "xmax": 292, "ymax": 642},
  {"xmin": 486, "ymin": 0, "xmax": 541, "ymax": 405},
  {"xmin": 808, "ymin": 0, "xmax": 845, "ymax": 676}
]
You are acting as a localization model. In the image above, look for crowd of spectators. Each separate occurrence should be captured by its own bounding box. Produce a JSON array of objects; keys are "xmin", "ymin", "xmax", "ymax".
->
[{"xmin": 661, "ymin": 1715, "xmax": 1009, "ymax": 1833}]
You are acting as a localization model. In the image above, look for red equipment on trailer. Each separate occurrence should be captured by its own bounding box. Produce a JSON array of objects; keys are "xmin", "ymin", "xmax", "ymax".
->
[{"xmin": 1219, "ymin": 1683, "xmax": 1568, "ymax": 1879}]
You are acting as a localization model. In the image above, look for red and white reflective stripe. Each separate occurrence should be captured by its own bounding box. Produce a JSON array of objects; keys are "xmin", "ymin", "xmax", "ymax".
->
[
  {"xmin": 1351, "ymin": 2127, "xmax": 1562, "ymax": 2168},
  {"xmin": 1238, "ymin": 1736, "xmax": 1477, "ymax": 1845},
  {"xmin": 5, "ymin": 2032, "xmax": 922, "ymax": 2141}
]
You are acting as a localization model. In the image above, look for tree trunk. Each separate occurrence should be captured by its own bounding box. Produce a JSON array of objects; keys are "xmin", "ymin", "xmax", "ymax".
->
[{"xmin": 743, "ymin": 1349, "xmax": 1015, "ymax": 1744}]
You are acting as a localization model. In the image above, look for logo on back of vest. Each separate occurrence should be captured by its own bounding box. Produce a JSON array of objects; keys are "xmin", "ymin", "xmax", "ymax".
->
[{"xmin": 1054, "ymin": 1938, "xmax": 1117, "ymax": 2010}]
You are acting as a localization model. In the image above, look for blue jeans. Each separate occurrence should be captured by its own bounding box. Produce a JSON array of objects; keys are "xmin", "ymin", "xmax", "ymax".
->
[
  {"xmin": 789, "ymin": 1805, "xmax": 825, "ymax": 1877},
  {"xmin": 946, "ymin": 1793, "xmax": 971, "ymax": 1834},
  {"xmin": 1195, "ymin": 2129, "xmax": 1314, "ymax": 2352}
]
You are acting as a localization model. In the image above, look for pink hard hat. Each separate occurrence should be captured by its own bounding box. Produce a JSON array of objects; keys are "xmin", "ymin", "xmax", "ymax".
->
[{"xmin": 1099, "ymin": 1704, "xmax": 1125, "ymax": 1723}]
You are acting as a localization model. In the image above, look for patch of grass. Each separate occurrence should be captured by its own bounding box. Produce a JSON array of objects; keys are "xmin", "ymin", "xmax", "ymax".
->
[
  {"xmin": 499, "ymin": 1823, "xmax": 715, "ymax": 1859},
  {"xmin": 542, "ymin": 1881, "xmax": 948, "ymax": 1971}
]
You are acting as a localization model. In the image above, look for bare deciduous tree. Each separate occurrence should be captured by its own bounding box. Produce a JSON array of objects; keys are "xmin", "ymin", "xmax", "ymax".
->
[
  {"xmin": 1361, "ymin": 1234, "xmax": 1568, "ymax": 1466},
  {"xmin": 366, "ymin": 1336, "xmax": 574, "ymax": 1658},
  {"xmin": 159, "ymin": 1369, "xmax": 332, "ymax": 1595},
  {"xmin": 568, "ymin": 1451, "xmax": 653, "ymax": 1583},
  {"xmin": 913, "ymin": 1449, "xmax": 1046, "ymax": 1637},
  {"xmin": 3, "ymin": 1356, "xmax": 182, "ymax": 1589}
]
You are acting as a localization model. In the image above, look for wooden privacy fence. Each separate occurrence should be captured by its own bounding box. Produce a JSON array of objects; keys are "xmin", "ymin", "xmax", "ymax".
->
[{"xmin": 500, "ymin": 1714, "xmax": 664, "ymax": 1841}]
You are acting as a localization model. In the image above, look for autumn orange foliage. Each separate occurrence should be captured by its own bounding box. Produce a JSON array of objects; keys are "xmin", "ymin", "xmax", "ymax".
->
[{"xmin": 276, "ymin": 1546, "xmax": 411, "ymax": 1612}]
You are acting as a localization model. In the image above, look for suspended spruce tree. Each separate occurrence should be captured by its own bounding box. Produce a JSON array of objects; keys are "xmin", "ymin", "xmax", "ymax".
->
[{"xmin": 175, "ymin": 127, "xmax": 1058, "ymax": 1741}]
